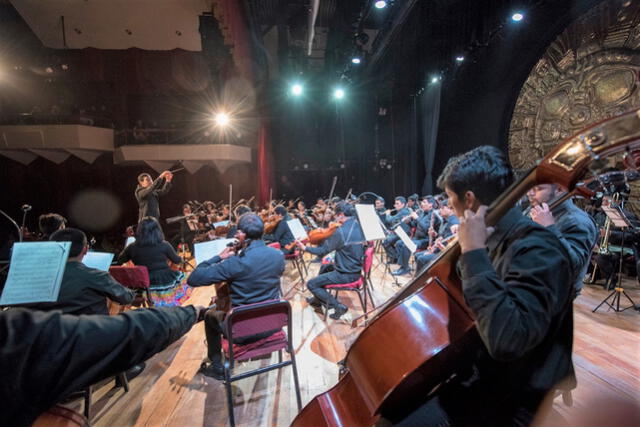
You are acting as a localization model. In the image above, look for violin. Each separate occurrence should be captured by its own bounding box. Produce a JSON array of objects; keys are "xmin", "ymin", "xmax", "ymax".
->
[
  {"xmin": 307, "ymin": 222, "xmax": 340, "ymax": 245},
  {"xmin": 292, "ymin": 109, "xmax": 640, "ymax": 426}
]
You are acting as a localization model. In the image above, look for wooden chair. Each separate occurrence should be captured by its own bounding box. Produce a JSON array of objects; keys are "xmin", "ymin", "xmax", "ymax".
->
[{"xmin": 221, "ymin": 300, "xmax": 302, "ymax": 426}]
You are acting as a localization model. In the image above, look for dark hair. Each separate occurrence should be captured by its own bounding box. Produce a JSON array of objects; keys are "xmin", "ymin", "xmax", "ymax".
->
[
  {"xmin": 376, "ymin": 196, "xmax": 385, "ymax": 204},
  {"xmin": 236, "ymin": 205, "xmax": 251, "ymax": 216},
  {"xmin": 238, "ymin": 213, "xmax": 264, "ymax": 239},
  {"xmin": 437, "ymin": 145, "xmax": 514, "ymax": 205},
  {"xmin": 395, "ymin": 196, "xmax": 407, "ymax": 205},
  {"xmin": 50, "ymin": 227, "xmax": 86, "ymax": 257},
  {"xmin": 408, "ymin": 193, "xmax": 419, "ymax": 201},
  {"xmin": 274, "ymin": 206, "xmax": 287, "ymax": 217},
  {"xmin": 137, "ymin": 173, "xmax": 151, "ymax": 183},
  {"xmin": 335, "ymin": 201, "xmax": 355, "ymax": 217},
  {"xmin": 422, "ymin": 195, "xmax": 439, "ymax": 208},
  {"xmin": 136, "ymin": 216, "xmax": 165, "ymax": 246},
  {"xmin": 38, "ymin": 213, "xmax": 67, "ymax": 237}
]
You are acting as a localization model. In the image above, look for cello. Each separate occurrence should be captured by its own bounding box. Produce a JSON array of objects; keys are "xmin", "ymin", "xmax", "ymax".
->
[{"xmin": 292, "ymin": 110, "xmax": 640, "ymax": 425}]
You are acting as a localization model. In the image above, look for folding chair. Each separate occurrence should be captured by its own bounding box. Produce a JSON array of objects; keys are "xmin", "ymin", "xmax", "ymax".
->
[
  {"xmin": 221, "ymin": 300, "xmax": 302, "ymax": 426},
  {"xmin": 323, "ymin": 245, "xmax": 376, "ymax": 321}
]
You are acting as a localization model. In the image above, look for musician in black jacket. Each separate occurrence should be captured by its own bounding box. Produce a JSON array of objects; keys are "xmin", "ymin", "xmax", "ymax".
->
[
  {"xmin": 393, "ymin": 196, "xmax": 442, "ymax": 276},
  {"xmin": 397, "ymin": 146, "xmax": 575, "ymax": 426},
  {"xmin": 264, "ymin": 205, "xmax": 295, "ymax": 254},
  {"xmin": 296, "ymin": 202, "xmax": 365, "ymax": 319},
  {"xmin": 382, "ymin": 196, "xmax": 411, "ymax": 264},
  {"xmin": 188, "ymin": 213, "xmax": 285, "ymax": 379},
  {"xmin": 135, "ymin": 171, "xmax": 173, "ymax": 222}
]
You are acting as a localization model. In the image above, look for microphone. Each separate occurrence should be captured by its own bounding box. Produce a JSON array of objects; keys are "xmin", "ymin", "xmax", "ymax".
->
[{"xmin": 21, "ymin": 204, "xmax": 32, "ymax": 211}]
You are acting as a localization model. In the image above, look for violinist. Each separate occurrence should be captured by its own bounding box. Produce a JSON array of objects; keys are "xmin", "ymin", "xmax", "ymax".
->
[
  {"xmin": 187, "ymin": 213, "xmax": 285, "ymax": 379},
  {"xmin": 528, "ymin": 183, "xmax": 598, "ymax": 297},
  {"xmin": 264, "ymin": 206, "xmax": 296, "ymax": 254},
  {"xmin": 295, "ymin": 202, "xmax": 365, "ymax": 320},
  {"xmin": 38, "ymin": 213, "xmax": 67, "ymax": 240},
  {"xmin": 174, "ymin": 203, "xmax": 199, "ymax": 255},
  {"xmin": 393, "ymin": 196, "xmax": 443, "ymax": 276},
  {"xmin": 397, "ymin": 146, "xmax": 575, "ymax": 426},
  {"xmin": 382, "ymin": 196, "xmax": 411, "ymax": 264}
]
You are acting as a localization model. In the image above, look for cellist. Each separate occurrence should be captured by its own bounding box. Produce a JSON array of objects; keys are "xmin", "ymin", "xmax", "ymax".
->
[
  {"xmin": 397, "ymin": 146, "xmax": 575, "ymax": 425},
  {"xmin": 295, "ymin": 202, "xmax": 365, "ymax": 320}
]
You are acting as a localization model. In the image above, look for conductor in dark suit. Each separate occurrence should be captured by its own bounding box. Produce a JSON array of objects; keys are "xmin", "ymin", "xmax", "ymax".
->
[{"xmin": 136, "ymin": 171, "xmax": 173, "ymax": 222}]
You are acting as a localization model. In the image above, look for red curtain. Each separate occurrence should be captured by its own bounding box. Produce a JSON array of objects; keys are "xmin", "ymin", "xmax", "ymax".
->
[{"xmin": 257, "ymin": 121, "xmax": 274, "ymax": 205}]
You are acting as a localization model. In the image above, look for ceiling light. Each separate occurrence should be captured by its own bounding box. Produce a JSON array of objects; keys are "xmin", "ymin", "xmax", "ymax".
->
[
  {"xmin": 455, "ymin": 55, "xmax": 465, "ymax": 62},
  {"xmin": 374, "ymin": 1, "xmax": 387, "ymax": 9},
  {"xmin": 352, "ymin": 57, "xmax": 361, "ymax": 64},
  {"xmin": 291, "ymin": 83, "xmax": 303, "ymax": 96},
  {"xmin": 333, "ymin": 88, "xmax": 345, "ymax": 99},
  {"xmin": 214, "ymin": 112, "xmax": 230, "ymax": 126},
  {"xmin": 511, "ymin": 12, "xmax": 524, "ymax": 22}
]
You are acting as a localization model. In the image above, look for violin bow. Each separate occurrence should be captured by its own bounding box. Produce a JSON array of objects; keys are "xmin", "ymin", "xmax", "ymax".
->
[{"xmin": 328, "ymin": 176, "xmax": 338, "ymax": 202}]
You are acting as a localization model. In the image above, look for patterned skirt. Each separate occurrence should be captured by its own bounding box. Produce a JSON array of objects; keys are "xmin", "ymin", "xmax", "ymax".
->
[{"xmin": 149, "ymin": 271, "xmax": 192, "ymax": 307}]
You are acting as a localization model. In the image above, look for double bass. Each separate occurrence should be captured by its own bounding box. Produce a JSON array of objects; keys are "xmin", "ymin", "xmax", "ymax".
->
[{"xmin": 293, "ymin": 110, "xmax": 640, "ymax": 425}]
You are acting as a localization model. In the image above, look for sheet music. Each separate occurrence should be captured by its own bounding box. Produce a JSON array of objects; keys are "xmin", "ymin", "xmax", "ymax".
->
[
  {"xmin": 0, "ymin": 242, "xmax": 71, "ymax": 305},
  {"xmin": 213, "ymin": 220, "xmax": 230, "ymax": 228},
  {"xmin": 394, "ymin": 226, "xmax": 417, "ymax": 254},
  {"xmin": 194, "ymin": 238, "xmax": 236, "ymax": 265},
  {"xmin": 125, "ymin": 236, "xmax": 135, "ymax": 247},
  {"xmin": 355, "ymin": 204, "xmax": 386, "ymax": 241},
  {"xmin": 287, "ymin": 218, "xmax": 308, "ymax": 241},
  {"xmin": 82, "ymin": 251, "xmax": 115, "ymax": 272}
]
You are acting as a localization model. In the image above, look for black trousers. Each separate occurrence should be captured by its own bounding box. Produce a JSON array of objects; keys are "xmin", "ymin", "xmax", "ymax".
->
[{"xmin": 307, "ymin": 264, "xmax": 360, "ymax": 308}]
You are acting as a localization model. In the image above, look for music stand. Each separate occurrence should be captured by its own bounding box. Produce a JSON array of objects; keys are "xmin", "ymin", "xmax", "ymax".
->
[
  {"xmin": 593, "ymin": 205, "xmax": 638, "ymax": 313},
  {"xmin": 166, "ymin": 214, "xmax": 197, "ymax": 271}
]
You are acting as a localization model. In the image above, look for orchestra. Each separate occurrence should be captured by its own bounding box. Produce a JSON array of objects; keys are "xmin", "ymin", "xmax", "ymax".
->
[{"xmin": 3, "ymin": 114, "xmax": 640, "ymax": 426}]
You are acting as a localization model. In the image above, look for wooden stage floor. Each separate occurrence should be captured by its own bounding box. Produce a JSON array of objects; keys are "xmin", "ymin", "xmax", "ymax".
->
[{"xmin": 66, "ymin": 254, "xmax": 640, "ymax": 426}]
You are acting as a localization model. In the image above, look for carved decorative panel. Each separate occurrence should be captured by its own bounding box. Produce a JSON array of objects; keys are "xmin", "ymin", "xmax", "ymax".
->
[{"xmin": 508, "ymin": 0, "xmax": 640, "ymax": 171}]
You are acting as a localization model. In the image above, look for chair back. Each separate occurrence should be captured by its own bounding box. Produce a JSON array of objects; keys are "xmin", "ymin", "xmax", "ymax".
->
[
  {"xmin": 268, "ymin": 242, "xmax": 281, "ymax": 250},
  {"xmin": 225, "ymin": 299, "xmax": 290, "ymax": 340},
  {"xmin": 362, "ymin": 245, "xmax": 375, "ymax": 276},
  {"xmin": 109, "ymin": 265, "xmax": 150, "ymax": 289}
]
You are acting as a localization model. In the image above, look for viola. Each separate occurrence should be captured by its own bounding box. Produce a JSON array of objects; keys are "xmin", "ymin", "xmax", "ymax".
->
[{"xmin": 292, "ymin": 110, "xmax": 640, "ymax": 425}]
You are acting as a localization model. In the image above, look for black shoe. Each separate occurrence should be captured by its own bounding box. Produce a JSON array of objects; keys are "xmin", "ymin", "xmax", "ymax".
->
[
  {"xmin": 306, "ymin": 296, "xmax": 323, "ymax": 308},
  {"xmin": 386, "ymin": 258, "xmax": 397, "ymax": 265},
  {"xmin": 115, "ymin": 362, "xmax": 146, "ymax": 387},
  {"xmin": 329, "ymin": 304, "xmax": 348, "ymax": 320},
  {"xmin": 199, "ymin": 361, "xmax": 225, "ymax": 380},
  {"xmin": 391, "ymin": 268, "xmax": 411, "ymax": 276}
]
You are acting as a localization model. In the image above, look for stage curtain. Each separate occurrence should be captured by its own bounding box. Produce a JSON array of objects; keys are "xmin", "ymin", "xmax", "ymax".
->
[{"xmin": 420, "ymin": 83, "xmax": 441, "ymax": 194}]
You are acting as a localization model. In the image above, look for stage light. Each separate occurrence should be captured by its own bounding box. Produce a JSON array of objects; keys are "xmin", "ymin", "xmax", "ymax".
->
[
  {"xmin": 333, "ymin": 88, "xmax": 345, "ymax": 100},
  {"xmin": 352, "ymin": 57, "xmax": 361, "ymax": 64},
  {"xmin": 374, "ymin": 1, "xmax": 387, "ymax": 9},
  {"xmin": 511, "ymin": 12, "xmax": 524, "ymax": 22},
  {"xmin": 291, "ymin": 83, "xmax": 303, "ymax": 96},
  {"xmin": 455, "ymin": 55, "xmax": 465, "ymax": 62},
  {"xmin": 214, "ymin": 112, "xmax": 230, "ymax": 126},
  {"xmin": 431, "ymin": 76, "xmax": 440, "ymax": 84}
]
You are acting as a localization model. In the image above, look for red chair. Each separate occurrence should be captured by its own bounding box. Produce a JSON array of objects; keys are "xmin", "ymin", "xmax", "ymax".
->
[
  {"xmin": 220, "ymin": 300, "xmax": 302, "ymax": 426},
  {"xmin": 323, "ymin": 245, "xmax": 376, "ymax": 321},
  {"xmin": 109, "ymin": 265, "xmax": 154, "ymax": 307},
  {"xmin": 268, "ymin": 242, "xmax": 307, "ymax": 286}
]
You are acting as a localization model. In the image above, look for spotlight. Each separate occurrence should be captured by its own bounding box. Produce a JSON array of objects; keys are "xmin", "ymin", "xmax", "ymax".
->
[
  {"xmin": 455, "ymin": 55, "xmax": 465, "ymax": 62},
  {"xmin": 511, "ymin": 12, "xmax": 524, "ymax": 22},
  {"xmin": 374, "ymin": 1, "xmax": 387, "ymax": 9},
  {"xmin": 431, "ymin": 76, "xmax": 440, "ymax": 84},
  {"xmin": 291, "ymin": 83, "xmax": 303, "ymax": 96},
  {"xmin": 333, "ymin": 88, "xmax": 345, "ymax": 100},
  {"xmin": 214, "ymin": 112, "xmax": 230, "ymax": 126},
  {"xmin": 352, "ymin": 57, "xmax": 361, "ymax": 64}
]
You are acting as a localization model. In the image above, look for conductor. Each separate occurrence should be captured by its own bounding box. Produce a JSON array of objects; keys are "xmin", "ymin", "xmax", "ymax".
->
[{"xmin": 136, "ymin": 171, "xmax": 173, "ymax": 222}]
